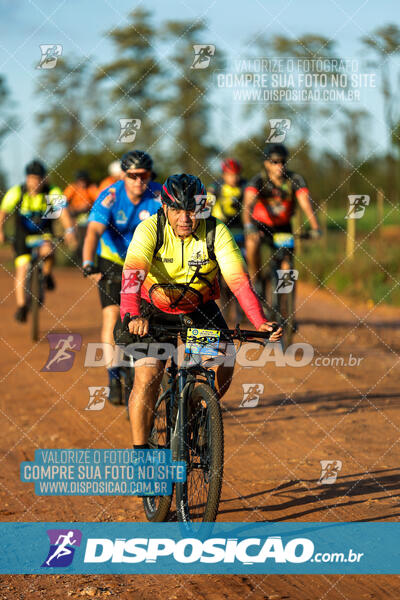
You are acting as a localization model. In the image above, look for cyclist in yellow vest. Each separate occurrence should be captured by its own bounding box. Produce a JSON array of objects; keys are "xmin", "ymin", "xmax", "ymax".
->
[{"xmin": 0, "ymin": 160, "xmax": 77, "ymax": 322}]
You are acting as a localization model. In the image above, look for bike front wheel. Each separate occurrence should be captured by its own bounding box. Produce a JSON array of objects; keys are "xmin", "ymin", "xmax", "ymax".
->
[
  {"xmin": 142, "ymin": 374, "xmax": 173, "ymax": 522},
  {"xmin": 176, "ymin": 383, "xmax": 224, "ymax": 523}
]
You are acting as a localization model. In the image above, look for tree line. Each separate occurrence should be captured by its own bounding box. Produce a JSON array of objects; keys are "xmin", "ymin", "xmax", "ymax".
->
[{"xmin": 0, "ymin": 9, "xmax": 400, "ymax": 210}]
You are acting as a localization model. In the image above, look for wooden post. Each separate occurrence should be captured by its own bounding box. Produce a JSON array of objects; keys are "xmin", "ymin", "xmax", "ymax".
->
[
  {"xmin": 320, "ymin": 199, "xmax": 328, "ymax": 248},
  {"xmin": 377, "ymin": 188, "xmax": 384, "ymax": 236},
  {"xmin": 346, "ymin": 213, "xmax": 356, "ymax": 259}
]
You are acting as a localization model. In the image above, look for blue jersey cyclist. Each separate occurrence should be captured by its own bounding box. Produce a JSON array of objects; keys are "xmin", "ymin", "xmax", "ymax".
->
[{"xmin": 82, "ymin": 150, "xmax": 161, "ymax": 405}]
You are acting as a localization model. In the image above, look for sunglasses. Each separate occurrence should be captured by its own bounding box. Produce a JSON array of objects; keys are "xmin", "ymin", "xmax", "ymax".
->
[
  {"xmin": 268, "ymin": 158, "xmax": 286, "ymax": 165},
  {"xmin": 126, "ymin": 171, "xmax": 151, "ymax": 181}
]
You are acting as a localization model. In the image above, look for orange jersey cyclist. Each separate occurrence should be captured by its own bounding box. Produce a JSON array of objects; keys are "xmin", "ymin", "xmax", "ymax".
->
[{"xmin": 118, "ymin": 173, "xmax": 282, "ymax": 450}]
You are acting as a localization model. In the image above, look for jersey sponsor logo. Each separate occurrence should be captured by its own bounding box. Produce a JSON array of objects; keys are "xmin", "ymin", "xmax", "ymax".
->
[
  {"xmin": 101, "ymin": 188, "xmax": 116, "ymax": 208},
  {"xmin": 155, "ymin": 255, "xmax": 174, "ymax": 263},
  {"xmin": 139, "ymin": 209, "xmax": 151, "ymax": 221},
  {"xmin": 116, "ymin": 209, "xmax": 128, "ymax": 225},
  {"xmin": 188, "ymin": 249, "xmax": 209, "ymax": 268}
]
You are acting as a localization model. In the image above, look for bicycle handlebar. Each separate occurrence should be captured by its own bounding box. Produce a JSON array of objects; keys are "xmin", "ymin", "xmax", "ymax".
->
[{"xmin": 119, "ymin": 313, "xmax": 281, "ymax": 343}]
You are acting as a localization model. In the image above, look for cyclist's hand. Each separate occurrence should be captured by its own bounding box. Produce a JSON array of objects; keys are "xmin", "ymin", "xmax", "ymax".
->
[
  {"xmin": 82, "ymin": 264, "xmax": 102, "ymax": 282},
  {"xmin": 258, "ymin": 321, "xmax": 283, "ymax": 342},
  {"xmin": 128, "ymin": 317, "xmax": 149, "ymax": 337},
  {"xmin": 309, "ymin": 228, "xmax": 322, "ymax": 240}
]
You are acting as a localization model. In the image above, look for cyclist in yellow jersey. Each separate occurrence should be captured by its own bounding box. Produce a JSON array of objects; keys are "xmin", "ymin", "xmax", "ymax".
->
[
  {"xmin": 208, "ymin": 158, "xmax": 247, "ymax": 320},
  {"xmin": 117, "ymin": 174, "xmax": 282, "ymax": 450},
  {"xmin": 0, "ymin": 160, "xmax": 77, "ymax": 322},
  {"xmin": 208, "ymin": 158, "xmax": 247, "ymax": 247}
]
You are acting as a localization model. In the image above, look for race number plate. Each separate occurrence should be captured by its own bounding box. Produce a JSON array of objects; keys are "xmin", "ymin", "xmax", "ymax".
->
[
  {"xmin": 185, "ymin": 328, "xmax": 220, "ymax": 356},
  {"xmin": 272, "ymin": 232, "xmax": 295, "ymax": 248}
]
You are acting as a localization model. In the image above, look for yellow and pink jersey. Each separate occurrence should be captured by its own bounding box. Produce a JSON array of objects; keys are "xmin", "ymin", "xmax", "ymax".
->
[{"xmin": 121, "ymin": 213, "xmax": 267, "ymax": 329}]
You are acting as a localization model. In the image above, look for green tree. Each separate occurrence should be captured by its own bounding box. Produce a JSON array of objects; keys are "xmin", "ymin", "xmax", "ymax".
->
[
  {"xmin": 161, "ymin": 20, "xmax": 224, "ymax": 178},
  {"xmin": 362, "ymin": 24, "xmax": 400, "ymax": 198},
  {"xmin": 95, "ymin": 8, "xmax": 161, "ymax": 155},
  {"xmin": 0, "ymin": 74, "xmax": 17, "ymax": 193},
  {"xmin": 35, "ymin": 57, "xmax": 90, "ymax": 168}
]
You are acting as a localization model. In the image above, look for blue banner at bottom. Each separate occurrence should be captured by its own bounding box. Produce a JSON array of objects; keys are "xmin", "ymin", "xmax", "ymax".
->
[{"xmin": 0, "ymin": 522, "xmax": 399, "ymax": 574}]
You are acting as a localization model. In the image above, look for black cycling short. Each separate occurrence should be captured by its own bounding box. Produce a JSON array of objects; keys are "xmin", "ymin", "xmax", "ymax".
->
[
  {"xmin": 13, "ymin": 220, "xmax": 53, "ymax": 258},
  {"xmin": 97, "ymin": 256, "xmax": 123, "ymax": 308},
  {"xmin": 254, "ymin": 221, "xmax": 292, "ymax": 244}
]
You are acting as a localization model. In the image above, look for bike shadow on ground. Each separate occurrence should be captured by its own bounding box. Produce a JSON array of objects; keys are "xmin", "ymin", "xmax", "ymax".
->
[
  {"xmin": 218, "ymin": 467, "xmax": 400, "ymax": 521},
  {"xmin": 223, "ymin": 390, "xmax": 400, "ymax": 421}
]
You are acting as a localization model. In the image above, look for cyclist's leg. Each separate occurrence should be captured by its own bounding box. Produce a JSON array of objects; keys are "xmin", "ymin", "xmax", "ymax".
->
[
  {"xmin": 13, "ymin": 226, "xmax": 31, "ymax": 320},
  {"xmin": 129, "ymin": 359, "xmax": 165, "ymax": 445},
  {"xmin": 14, "ymin": 254, "xmax": 30, "ymax": 319},
  {"xmin": 97, "ymin": 257, "xmax": 123, "ymax": 404},
  {"xmin": 38, "ymin": 239, "xmax": 56, "ymax": 289}
]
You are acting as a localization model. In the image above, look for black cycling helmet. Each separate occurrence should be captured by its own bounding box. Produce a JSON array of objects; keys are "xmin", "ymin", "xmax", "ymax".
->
[
  {"xmin": 120, "ymin": 150, "xmax": 153, "ymax": 172},
  {"xmin": 161, "ymin": 174, "xmax": 206, "ymax": 211},
  {"xmin": 25, "ymin": 160, "xmax": 47, "ymax": 177},
  {"xmin": 263, "ymin": 143, "xmax": 289, "ymax": 162}
]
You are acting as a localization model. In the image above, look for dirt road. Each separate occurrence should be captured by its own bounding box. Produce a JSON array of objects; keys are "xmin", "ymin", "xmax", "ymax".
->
[{"xmin": 1, "ymin": 247, "xmax": 399, "ymax": 599}]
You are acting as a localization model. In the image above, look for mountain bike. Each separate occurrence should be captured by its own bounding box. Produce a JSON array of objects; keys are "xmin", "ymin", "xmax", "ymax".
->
[
  {"xmin": 25, "ymin": 235, "xmax": 58, "ymax": 342},
  {"xmin": 122, "ymin": 318, "xmax": 279, "ymax": 523},
  {"xmin": 259, "ymin": 231, "xmax": 311, "ymax": 349}
]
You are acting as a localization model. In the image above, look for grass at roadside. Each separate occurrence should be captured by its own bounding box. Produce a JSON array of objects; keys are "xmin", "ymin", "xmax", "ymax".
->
[{"xmin": 296, "ymin": 230, "xmax": 400, "ymax": 306}]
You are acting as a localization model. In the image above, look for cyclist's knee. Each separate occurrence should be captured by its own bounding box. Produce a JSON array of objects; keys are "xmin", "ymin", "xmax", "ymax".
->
[{"xmin": 39, "ymin": 241, "xmax": 53, "ymax": 257}]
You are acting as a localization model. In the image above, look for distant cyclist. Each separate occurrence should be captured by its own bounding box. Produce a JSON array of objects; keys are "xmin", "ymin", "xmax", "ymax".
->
[
  {"xmin": 243, "ymin": 143, "xmax": 321, "ymax": 287},
  {"xmin": 208, "ymin": 158, "xmax": 247, "ymax": 247},
  {"xmin": 0, "ymin": 160, "xmax": 77, "ymax": 322},
  {"xmin": 64, "ymin": 170, "xmax": 98, "ymax": 258},
  {"xmin": 208, "ymin": 158, "xmax": 247, "ymax": 321},
  {"xmin": 82, "ymin": 151, "xmax": 161, "ymax": 405}
]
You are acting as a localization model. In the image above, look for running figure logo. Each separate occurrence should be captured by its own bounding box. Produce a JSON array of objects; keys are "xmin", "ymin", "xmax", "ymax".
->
[
  {"xmin": 41, "ymin": 334, "xmax": 82, "ymax": 372},
  {"xmin": 121, "ymin": 269, "xmax": 146, "ymax": 294},
  {"xmin": 194, "ymin": 194, "xmax": 216, "ymax": 219},
  {"xmin": 318, "ymin": 460, "xmax": 342, "ymax": 485},
  {"xmin": 274, "ymin": 269, "xmax": 299, "ymax": 294},
  {"xmin": 345, "ymin": 195, "xmax": 370, "ymax": 219},
  {"xmin": 85, "ymin": 386, "xmax": 109, "ymax": 411},
  {"xmin": 41, "ymin": 529, "xmax": 82, "ymax": 568},
  {"xmin": 240, "ymin": 383, "xmax": 264, "ymax": 408},
  {"xmin": 266, "ymin": 119, "xmax": 291, "ymax": 143},
  {"xmin": 37, "ymin": 45, "xmax": 63, "ymax": 69},
  {"xmin": 191, "ymin": 45, "xmax": 216, "ymax": 69},
  {"xmin": 117, "ymin": 119, "xmax": 141, "ymax": 143},
  {"xmin": 43, "ymin": 194, "xmax": 67, "ymax": 219}
]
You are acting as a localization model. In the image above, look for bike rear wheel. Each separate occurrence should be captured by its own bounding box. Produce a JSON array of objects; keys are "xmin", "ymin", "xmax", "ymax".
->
[
  {"xmin": 143, "ymin": 375, "xmax": 173, "ymax": 522},
  {"xmin": 176, "ymin": 383, "xmax": 224, "ymax": 523}
]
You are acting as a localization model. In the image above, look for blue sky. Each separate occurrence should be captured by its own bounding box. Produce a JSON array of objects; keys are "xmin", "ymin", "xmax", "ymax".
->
[{"xmin": 0, "ymin": 0, "xmax": 398, "ymax": 184}]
